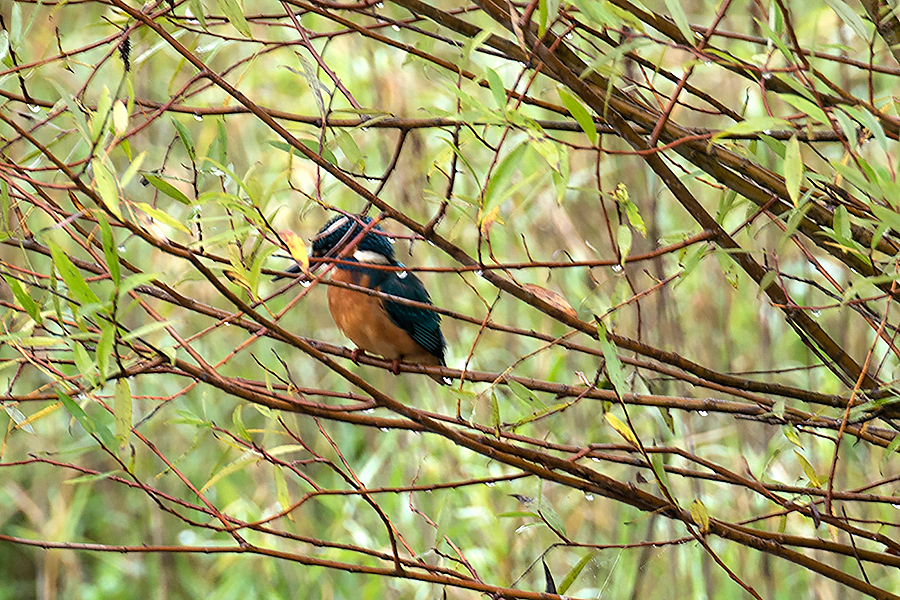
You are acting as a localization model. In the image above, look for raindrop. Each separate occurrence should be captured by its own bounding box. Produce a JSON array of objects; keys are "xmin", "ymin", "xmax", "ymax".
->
[
  {"xmin": 379, "ymin": 427, "xmax": 389, "ymax": 432},
  {"xmin": 375, "ymin": 1, "xmax": 383, "ymax": 6},
  {"xmin": 611, "ymin": 264, "xmax": 623, "ymax": 273},
  {"xmin": 474, "ymin": 269, "xmax": 483, "ymax": 277},
  {"xmin": 893, "ymin": 503, "xmax": 900, "ymax": 510},
  {"xmin": 398, "ymin": 271, "xmax": 408, "ymax": 279},
  {"xmin": 485, "ymin": 481, "xmax": 495, "ymax": 487},
  {"xmin": 698, "ymin": 410, "xmax": 708, "ymax": 416},
  {"xmin": 584, "ymin": 493, "xmax": 594, "ymax": 501},
  {"xmin": 810, "ymin": 309, "xmax": 821, "ymax": 317},
  {"xmin": 300, "ymin": 280, "xmax": 312, "ymax": 288},
  {"xmin": 762, "ymin": 130, "xmax": 772, "ymax": 135},
  {"xmin": 392, "ymin": 25, "xmax": 400, "ymax": 32},
  {"xmin": 427, "ymin": 240, "xmax": 435, "ymax": 247},
  {"xmin": 591, "ymin": 457, "xmax": 601, "ymax": 462},
  {"xmin": 210, "ymin": 168, "xmax": 224, "ymax": 176},
  {"xmin": 28, "ymin": 104, "xmax": 41, "ymax": 113},
  {"xmin": 565, "ymin": 32, "xmax": 573, "ymax": 39},
  {"xmin": 117, "ymin": 246, "xmax": 126, "ymax": 252},
  {"xmin": 193, "ymin": 114, "xmax": 203, "ymax": 121}
]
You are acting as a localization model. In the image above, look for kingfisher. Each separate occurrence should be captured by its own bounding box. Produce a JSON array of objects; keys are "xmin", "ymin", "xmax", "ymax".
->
[{"xmin": 291, "ymin": 214, "xmax": 447, "ymax": 382}]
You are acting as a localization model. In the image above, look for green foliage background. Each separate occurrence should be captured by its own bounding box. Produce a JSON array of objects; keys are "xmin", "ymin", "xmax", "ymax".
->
[{"xmin": 1, "ymin": 0, "xmax": 900, "ymax": 598}]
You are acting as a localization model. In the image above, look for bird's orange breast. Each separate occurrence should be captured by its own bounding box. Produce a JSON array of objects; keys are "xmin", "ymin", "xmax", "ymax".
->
[{"xmin": 327, "ymin": 269, "xmax": 441, "ymax": 365}]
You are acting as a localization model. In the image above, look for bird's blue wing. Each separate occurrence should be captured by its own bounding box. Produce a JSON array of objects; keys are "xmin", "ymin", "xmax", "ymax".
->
[{"xmin": 379, "ymin": 268, "xmax": 446, "ymax": 364}]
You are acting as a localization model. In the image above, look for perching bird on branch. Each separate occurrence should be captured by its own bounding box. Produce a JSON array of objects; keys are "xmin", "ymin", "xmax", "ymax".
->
[{"xmin": 287, "ymin": 214, "xmax": 447, "ymax": 383}]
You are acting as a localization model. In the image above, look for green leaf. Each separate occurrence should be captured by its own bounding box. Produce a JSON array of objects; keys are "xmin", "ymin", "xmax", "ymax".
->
[
  {"xmin": 170, "ymin": 117, "xmax": 196, "ymax": 161},
  {"xmin": 8, "ymin": 2, "xmax": 22, "ymax": 53},
  {"xmin": 114, "ymin": 378, "xmax": 132, "ymax": 449},
  {"xmin": 782, "ymin": 424, "xmax": 804, "ymax": 448},
  {"xmin": 57, "ymin": 389, "xmax": 116, "ymax": 449},
  {"xmin": 90, "ymin": 85, "xmax": 112, "ymax": 141},
  {"xmin": 489, "ymin": 390, "xmax": 501, "ymax": 429},
  {"xmin": 143, "ymin": 174, "xmax": 191, "ymax": 205},
  {"xmin": 189, "ymin": 0, "xmax": 208, "ymax": 29},
  {"xmin": 558, "ymin": 551, "xmax": 595, "ymax": 594},
  {"xmin": 274, "ymin": 466, "xmax": 291, "ymax": 515},
  {"xmin": 135, "ymin": 202, "xmax": 191, "ymax": 234},
  {"xmin": 1, "ymin": 178, "xmax": 9, "ymax": 231},
  {"xmin": 717, "ymin": 251, "xmax": 738, "ymax": 289},
  {"xmin": 118, "ymin": 273, "xmax": 158, "ymax": 297},
  {"xmin": 98, "ymin": 215, "xmax": 121, "ymax": 284},
  {"xmin": 605, "ymin": 412, "xmax": 638, "ymax": 446},
  {"xmin": 120, "ymin": 321, "xmax": 172, "ymax": 343},
  {"xmin": 848, "ymin": 106, "xmax": 889, "ymax": 154},
  {"xmin": 691, "ymin": 499, "xmax": 710, "ymax": 533},
  {"xmin": 71, "ymin": 341, "xmax": 96, "ymax": 385},
  {"xmin": 757, "ymin": 270, "xmax": 778, "ymax": 298},
  {"xmin": 511, "ymin": 400, "xmax": 574, "ymax": 429},
  {"xmin": 217, "ymin": 0, "xmax": 251, "ymax": 37},
  {"xmin": 333, "ymin": 131, "xmax": 363, "ymax": 170},
  {"xmin": 784, "ymin": 135, "xmax": 803, "ymax": 206},
  {"xmin": 794, "ymin": 450, "xmax": 821, "ymax": 487},
  {"xmin": 657, "ymin": 406, "xmax": 675, "ymax": 434},
  {"xmin": 92, "ymin": 159, "xmax": 121, "ymax": 218},
  {"xmin": 507, "ymin": 378, "xmax": 540, "ymax": 405},
  {"xmin": 528, "ymin": 135, "xmax": 563, "ymax": 175},
  {"xmin": 650, "ymin": 452, "xmax": 670, "ymax": 494},
  {"xmin": 119, "ymin": 151, "xmax": 146, "ymax": 189},
  {"xmin": 482, "ymin": 141, "xmax": 528, "ymax": 213},
  {"xmin": 832, "ymin": 108, "xmax": 858, "ymax": 148},
  {"xmin": 49, "ymin": 81, "xmax": 89, "ymax": 139},
  {"xmin": 47, "ymin": 239, "xmax": 100, "ymax": 305},
  {"xmin": 232, "ymin": 405, "xmax": 251, "ymax": 441},
  {"xmin": 537, "ymin": 495, "xmax": 567, "ymax": 538},
  {"xmin": 267, "ymin": 139, "xmax": 338, "ymax": 166},
  {"xmin": 833, "ymin": 205, "xmax": 851, "ymax": 240},
  {"xmin": 96, "ymin": 322, "xmax": 115, "ymax": 380},
  {"xmin": 485, "ymin": 67, "xmax": 507, "ymax": 110},
  {"xmin": 712, "ymin": 116, "xmax": 791, "ymax": 141},
  {"xmin": 621, "ymin": 202, "xmax": 646, "ymax": 236},
  {"xmin": 780, "ymin": 94, "xmax": 829, "ymax": 125},
  {"xmin": 63, "ymin": 470, "xmax": 120, "ymax": 484},
  {"xmin": 881, "ymin": 433, "xmax": 900, "ymax": 470},
  {"xmin": 3, "ymin": 275, "xmax": 41, "ymax": 324},
  {"xmin": 616, "ymin": 223, "xmax": 632, "ymax": 265},
  {"xmin": 4, "ymin": 405, "xmax": 34, "ymax": 435},
  {"xmin": 558, "ymin": 87, "xmax": 598, "ymax": 145},
  {"xmin": 200, "ymin": 451, "xmax": 257, "ymax": 493},
  {"xmin": 214, "ymin": 118, "xmax": 228, "ymax": 164},
  {"xmin": 664, "ymin": 0, "xmax": 695, "ymax": 44},
  {"xmin": 597, "ymin": 321, "xmax": 626, "ymax": 396},
  {"xmin": 823, "ymin": 0, "xmax": 869, "ymax": 39}
]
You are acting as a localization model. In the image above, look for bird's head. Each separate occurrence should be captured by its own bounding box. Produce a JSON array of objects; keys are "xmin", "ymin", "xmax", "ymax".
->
[{"xmin": 311, "ymin": 214, "xmax": 395, "ymax": 263}]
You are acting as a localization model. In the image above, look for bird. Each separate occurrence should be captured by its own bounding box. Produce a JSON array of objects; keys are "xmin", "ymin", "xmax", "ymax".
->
[{"xmin": 294, "ymin": 214, "xmax": 447, "ymax": 383}]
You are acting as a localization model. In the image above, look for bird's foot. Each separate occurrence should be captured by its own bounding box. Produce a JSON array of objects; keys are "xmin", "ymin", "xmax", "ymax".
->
[
  {"xmin": 390, "ymin": 359, "xmax": 402, "ymax": 376},
  {"xmin": 350, "ymin": 348, "xmax": 366, "ymax": 364}
]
